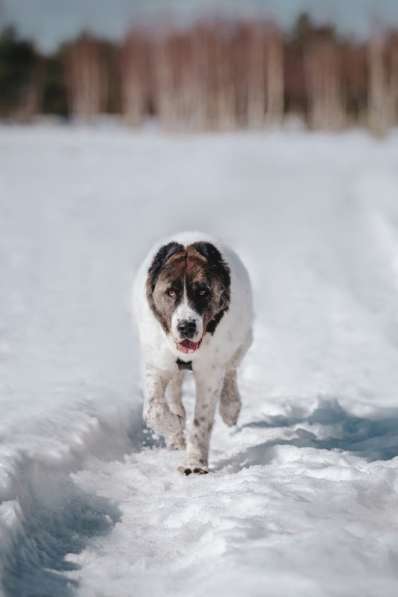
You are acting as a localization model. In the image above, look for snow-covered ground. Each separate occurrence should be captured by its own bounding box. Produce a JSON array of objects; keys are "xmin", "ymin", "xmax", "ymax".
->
[{"xmin": 1, "ymin": 124, "xmax": 398, "ymax": 597}]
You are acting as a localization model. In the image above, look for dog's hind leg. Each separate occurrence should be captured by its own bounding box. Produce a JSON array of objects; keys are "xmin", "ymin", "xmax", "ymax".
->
[
  {"xmin": 166, "ymin": 370, "xmax": 186, "ymax": 450},
  {"xmin": 219, "ymin": 369, "xmax": 241, "ymax": 427},
  {"xmin": 219, "ymin": 333, "xmax": 251, "ymax": 427}
]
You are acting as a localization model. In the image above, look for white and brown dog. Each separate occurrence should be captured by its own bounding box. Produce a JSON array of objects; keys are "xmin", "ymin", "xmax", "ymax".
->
[{"xmin": 133, "ymin": 232, "xmax": 253, "ymax": 474}]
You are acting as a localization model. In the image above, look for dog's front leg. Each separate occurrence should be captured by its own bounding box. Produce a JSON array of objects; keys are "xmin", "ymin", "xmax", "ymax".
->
[
  {"xmin": 182, "ymin": 367, "xmax": 224, "ymax": 475},
  {"xmin": 143, "ymin": 365, "xmax": 183, "ymax": 441}
]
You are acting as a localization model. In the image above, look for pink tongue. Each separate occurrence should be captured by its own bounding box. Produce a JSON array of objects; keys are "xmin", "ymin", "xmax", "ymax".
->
[{"xmin": 180, "ymin": 339, "xmax": 198, "ymax": 350}]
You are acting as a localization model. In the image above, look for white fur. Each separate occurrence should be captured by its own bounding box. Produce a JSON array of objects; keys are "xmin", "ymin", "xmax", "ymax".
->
[
  {"xmin": 132, "ymin": 232, "xmax": 253, "ymax": 473},
  {"xmin": 171, "ymin": 286, "xmax": 203, "ymax": 345}
]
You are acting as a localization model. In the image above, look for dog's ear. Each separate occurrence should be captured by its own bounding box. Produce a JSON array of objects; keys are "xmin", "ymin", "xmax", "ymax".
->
[
  {"xmin": 147, "ymin": 242, "xmax": 184, "ymax": 291},
  {"xmin": 191, "ymin": 242, "xmax": 230, "ymax": 288},
  {"xmin": 191, "ymin": 241, "xmax": 231, "ymax": 309}
]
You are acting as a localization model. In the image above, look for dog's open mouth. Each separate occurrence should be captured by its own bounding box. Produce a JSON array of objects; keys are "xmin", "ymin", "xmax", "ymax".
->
[{"xmin": 177, "ymin": 338, "xmax": 202, "ymax": 354}]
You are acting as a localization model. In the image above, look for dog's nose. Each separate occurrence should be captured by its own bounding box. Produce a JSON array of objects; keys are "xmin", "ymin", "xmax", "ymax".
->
[{"xmin": 177, "ymin": 319, "xmax": 197, "ymax": 339}]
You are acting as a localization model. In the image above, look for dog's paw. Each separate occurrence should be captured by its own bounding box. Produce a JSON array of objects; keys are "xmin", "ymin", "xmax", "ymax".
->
[
  {"xmin": 178, "ymin": 465, "xmax": 208, "ymax": 476},
  {"xmin": 219, "ymin": 397, "xmax": 241, "ymax": 427}
]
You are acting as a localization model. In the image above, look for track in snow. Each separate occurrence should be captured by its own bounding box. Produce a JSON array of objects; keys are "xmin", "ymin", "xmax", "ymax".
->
[{"xmin": 2, "ymin": 125, "xmax": 398, "ymax": 597}]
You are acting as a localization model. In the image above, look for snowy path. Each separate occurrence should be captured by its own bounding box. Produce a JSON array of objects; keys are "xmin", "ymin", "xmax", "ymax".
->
[
  {"xmin": 1, "ymin": 125, "xmax": 398, "ymax": 596},
  {"xmin": 70, "ymin": 399, "xmax": 398, "ymax": 597}
]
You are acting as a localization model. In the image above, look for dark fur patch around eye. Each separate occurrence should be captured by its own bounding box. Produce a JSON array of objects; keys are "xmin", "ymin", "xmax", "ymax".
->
[
  {"xmin": 146, "ymin": 241, "xmax": 184, "ymax": 333},
  {"xmin": 147, "ymin": 242, "xmax": 184, "ymax": 291},
  {"xmin": 190, "ymin": 241, "xmax": 231, "ymax": 334}
]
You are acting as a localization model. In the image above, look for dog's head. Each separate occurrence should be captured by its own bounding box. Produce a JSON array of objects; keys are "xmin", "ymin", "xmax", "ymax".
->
[{"xmin": 146, "ymin": 241, "xmax": 230, "ymax": 355}]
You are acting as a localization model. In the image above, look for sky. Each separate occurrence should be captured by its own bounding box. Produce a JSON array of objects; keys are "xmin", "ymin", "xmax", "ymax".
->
[{"xmin": 2, "ymin": 0, "xmax": 398, "ymax": 51}]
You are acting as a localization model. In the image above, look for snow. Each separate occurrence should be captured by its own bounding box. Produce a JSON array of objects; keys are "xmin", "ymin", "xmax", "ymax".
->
[{"xmin": 1, "ymin": 123, "xmax": 398, "ymax": 597}]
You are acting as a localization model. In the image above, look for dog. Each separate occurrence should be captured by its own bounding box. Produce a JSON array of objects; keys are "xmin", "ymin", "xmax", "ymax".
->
[{"xmin": 133, "ymin": 232, "xmax": 253, "ymax": 474}]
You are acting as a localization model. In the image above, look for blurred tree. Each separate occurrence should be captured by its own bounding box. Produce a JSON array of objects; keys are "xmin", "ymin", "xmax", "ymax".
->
[
  {"xmin": 0, "ymin": 26, "xmax": 40, "ymax": 118},
  {"xmin": 292, "ymin": 12, "xmax": 313, "ymax": 43},
  {"xmin": 120, "ymin": 30, "xmax": 151, "ymax": 125},
  {"xmin": 285, "ymin": 13, "xmax": 314, "ymax": 119},
  {"xmin": 368, "ymin": 33, "xmax": 395, "ymax": 135},
  {"xmin": 389, "ymin": 32, "xmax": 398, "ymax": 125},
  {"xmin": 340, "ymin": 41, "xmax": 367, "ymax": 124},
  {"xmin": 64, "ymin": 33, "xmax": 110, "ymax": 119},
  {"xmin": 41, "ymin": 50, "xmax": 68, "ymax": 116},
  {"xmin": 305, "ymin": 36, "xmax": 345, "ymax": 130},
  {"xmin": 0, "ymin": 17, "xmax": 397, "ymax": 133}
]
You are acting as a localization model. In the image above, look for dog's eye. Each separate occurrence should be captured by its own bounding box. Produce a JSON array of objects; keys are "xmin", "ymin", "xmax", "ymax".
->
[
  {"xmin": 166, "ymin": 288, "xmax": 177, "ymax": 298},
  {"xmin": 198, "ymin": 286, "xmax": 210, "ymax": 297}
]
